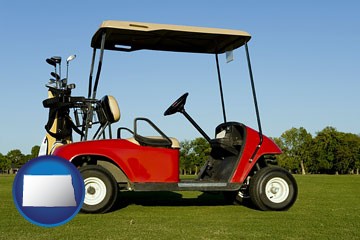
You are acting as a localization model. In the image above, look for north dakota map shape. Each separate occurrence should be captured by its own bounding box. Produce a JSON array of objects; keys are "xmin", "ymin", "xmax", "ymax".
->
[{"xmin": 22, "ymin": 175, "xmax": 77, "ymax": 207}]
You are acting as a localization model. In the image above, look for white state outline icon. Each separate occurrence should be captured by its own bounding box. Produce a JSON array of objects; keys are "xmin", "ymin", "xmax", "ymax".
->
[{"xmin": 22, "ymin": 175, "xmax": 77, "ymax": 207}]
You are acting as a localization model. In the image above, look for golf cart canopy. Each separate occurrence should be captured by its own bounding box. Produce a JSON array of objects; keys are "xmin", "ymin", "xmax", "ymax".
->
[
  {"xmin": 91, "ymin": 20, "xmax": 251, "ymax": 54},
  {"xmin": 88, "ymin": 20, "xmax": 261, "ymax": 143}
]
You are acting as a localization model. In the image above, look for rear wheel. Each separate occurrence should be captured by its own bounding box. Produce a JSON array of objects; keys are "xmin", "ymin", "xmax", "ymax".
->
[
  {"xmin": 80, "ymin": 165, "xmax": 118, "ymax": 213},
  {"xmin": 249, "ymin": 166, "xmax": 297, "ymax": 211}
]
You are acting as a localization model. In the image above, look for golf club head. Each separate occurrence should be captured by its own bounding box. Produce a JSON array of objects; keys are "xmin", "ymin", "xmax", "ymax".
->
[
  {"xmin": 61, "ymin": 78, "xmax": 67, "ymax": 88},
  {"xmin": 46, "ymin": 58, "xmax": 57, "ymax": 67},
  {"xmin": 66, "ymin": 55, "xmax": 76, "ymax": 63},
  {"xmin": 51, "ymin": 72, "xmax": 60, "ymax": 80},
  {"xmin": 51, "ymin": 56, "xmax": 62, "ymax": 64},
  {"xmin": 49, "ymin": 78, "xmax": 56, "ymax": 83},
  {"xmin": 67, "ymin": 83, "xmax": 76, "ymax": 90}
]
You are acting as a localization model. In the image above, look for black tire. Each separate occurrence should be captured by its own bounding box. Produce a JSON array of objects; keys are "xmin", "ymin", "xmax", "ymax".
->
[
  {"xmin": 249, "ymin": 166, "xmax": 297, "ymax": 211},
  {"xmin": 80, "ymin": 165, "xmax": 118, "ymax": 214}
]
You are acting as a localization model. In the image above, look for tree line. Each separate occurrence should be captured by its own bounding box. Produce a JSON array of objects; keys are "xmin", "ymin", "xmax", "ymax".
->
[
  {"xmin": 180, "ymin": 126, "xmax": 360, "ymax": 175},
  {"xmin": 1, "ymin": 126, "xmax": 359, "ymax": 175},
  {"xmin": 0, "ymin": 146, "xmax": 39, "ymax": 173},
  {"xmin": 273, "ymin": 127, "xmax": 360, "ymax": 175}
]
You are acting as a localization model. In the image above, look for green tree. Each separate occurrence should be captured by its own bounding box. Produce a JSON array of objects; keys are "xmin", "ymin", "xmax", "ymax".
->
[
  {"xmin": 274, "ymin": 127, "xmax": 312, "ymax": 174},
  {"xmin": 355, "ymin": 134, "xmax": 360, "ymax": 174},
  {"xmin": 191, "ymin": 138, "xmax": 211, "ymax": 174},
  {"xmin": 30, "ymin": 145, "xmax": 40, "ymax": 158},
  {"xmin": 21, "ymin": 145, "xmax": 41, "ymax": 164},
  {"xmin": 180, "ymin": 140, "xmax": 193, "ymax": 175},
  {"xmin": 0, "ymin": 153, "xmax": 11, "ymax": 173},
  {"xmin": 180, "ymin": 138, "xmax": 210, "ymax": 175},
  {"xmin": 6, "ymin": 149, "xmax": 25, "ymax": 168},
  {"xmin": 310, "ymin": 127, "xmax": 347, "ymax": 174},
  {"xmin": 338, "ymin": 133, "xmax": 360, "ymax": 174}
]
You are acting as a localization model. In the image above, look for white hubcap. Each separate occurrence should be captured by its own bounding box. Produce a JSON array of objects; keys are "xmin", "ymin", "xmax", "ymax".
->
[
  {"xmin": 265, "ymin": 177, "xmax": 289, "ymax": 203},
  {"xmin": 84, "ymin": 177, "xmax": 107, "ymax": 206}
]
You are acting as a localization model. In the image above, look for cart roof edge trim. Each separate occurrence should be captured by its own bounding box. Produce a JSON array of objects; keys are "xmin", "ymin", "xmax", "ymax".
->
[{"xmin": 91, "ymin": 20, "xmax": 252, "ymax": 54}]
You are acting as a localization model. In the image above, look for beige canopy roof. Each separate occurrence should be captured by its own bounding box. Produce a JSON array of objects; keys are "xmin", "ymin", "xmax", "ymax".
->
[{"xmin": 91, "ymin": 20, "xmax": 251, "ymax": 54}]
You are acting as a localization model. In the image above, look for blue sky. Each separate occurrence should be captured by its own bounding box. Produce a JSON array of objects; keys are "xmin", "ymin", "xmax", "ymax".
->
[{"xmin": 0, "ymin": 1, "xmax": 359, "ymax": 154}]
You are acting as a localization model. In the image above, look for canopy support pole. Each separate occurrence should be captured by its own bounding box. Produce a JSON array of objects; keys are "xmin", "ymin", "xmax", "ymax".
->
[
  {"xmin": 245, "ymin": 42, "xmax": 263, "ymax": 162},
  {"xmin": 83, "ymin": 31, "xmax": 106, "ymax": 140},
  {"xmin": 88, "ymin": 48, "xmax": 97, "ymax": 99},
  {"xmin": 215, "ymin": 54, "xmax": 227, "ymax": 123},
  {"xmin": 92, "ymin": 31, "xmax": 106, "ymax": 100}
]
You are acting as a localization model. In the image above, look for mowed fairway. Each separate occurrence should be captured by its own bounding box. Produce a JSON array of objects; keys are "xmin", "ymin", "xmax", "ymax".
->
[{"xmin": 1, "ymin": 174, "xmax": 359, "ymax": 240}]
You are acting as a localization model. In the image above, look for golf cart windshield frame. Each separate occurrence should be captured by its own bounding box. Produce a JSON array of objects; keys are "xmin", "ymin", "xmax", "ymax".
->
[{"xmin": 86, "ymin": 21, "xmax": 263, "ymax": 150}]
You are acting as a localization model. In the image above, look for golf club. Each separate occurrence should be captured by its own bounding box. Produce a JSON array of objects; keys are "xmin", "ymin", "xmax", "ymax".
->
[
  {"xmin": 51, "ymin": 72, "xmax": 60, "ymax": 80},
  {"xmin": 66, "ymin": 54, "xmax": 76, "ymax": 82},
  {"xmin": 51, "ymin": 56, "xmax": 62, "ymax": 79},
  {"xmin": 46, "ymin": 58, "xmax": 56, "ymax": 67}
]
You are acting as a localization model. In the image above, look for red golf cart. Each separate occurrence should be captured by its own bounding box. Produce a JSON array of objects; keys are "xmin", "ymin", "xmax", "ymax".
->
[{"xmin": 41, "ymin": 21, "xmax": 297, "ymax": 213}]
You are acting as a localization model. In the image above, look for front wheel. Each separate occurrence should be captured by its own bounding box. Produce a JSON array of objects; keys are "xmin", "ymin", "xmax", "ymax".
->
[
  {"xmin": 249, "ymin": 166, "xmax": 297, "ymax": 211},
  {"xmin": 80, "ymin": 165, "xmax": 118, "ymax": 214}
]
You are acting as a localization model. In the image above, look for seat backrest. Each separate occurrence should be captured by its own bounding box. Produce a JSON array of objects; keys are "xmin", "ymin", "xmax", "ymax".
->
[{"xmin": 100, "ymin": 95, "xmax": 120, "ymax": 123}]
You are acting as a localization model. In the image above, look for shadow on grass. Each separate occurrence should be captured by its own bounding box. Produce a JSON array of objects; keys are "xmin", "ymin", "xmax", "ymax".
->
[{"xmin": 112, "ymin": 191, "xmax": 231, "ymax": 211}]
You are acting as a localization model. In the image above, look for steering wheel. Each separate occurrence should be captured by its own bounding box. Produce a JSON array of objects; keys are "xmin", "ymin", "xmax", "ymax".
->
[{"xmin": 164, "ymin": 92, "xmax": 189, "ymax": 116}]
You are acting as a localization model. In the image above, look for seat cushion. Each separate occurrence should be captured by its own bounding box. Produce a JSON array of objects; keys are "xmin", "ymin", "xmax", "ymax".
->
[{"xmin": 126, "ymin": 136, "xmax": 180, "ymax": 149}]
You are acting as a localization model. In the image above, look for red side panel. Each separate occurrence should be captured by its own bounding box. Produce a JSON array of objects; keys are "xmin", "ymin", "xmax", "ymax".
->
[
  {"xmin": 53, "ymin": 139, "xmax": 179, "ymax": 183},
  {"xmin": 230, "ymin": 126, "xmax": 282, "ymax": 183}
]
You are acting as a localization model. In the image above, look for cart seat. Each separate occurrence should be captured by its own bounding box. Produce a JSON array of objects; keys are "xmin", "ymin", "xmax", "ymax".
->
[{"xmin": 126, "ymin": 136, "xmax": 180, "ymax": 149}]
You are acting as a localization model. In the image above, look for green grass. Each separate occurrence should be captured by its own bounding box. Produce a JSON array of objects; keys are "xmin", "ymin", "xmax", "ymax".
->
[{"xmin": 1, "ymin": 174, "xmax": 360, "ymax": 240}]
